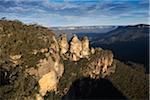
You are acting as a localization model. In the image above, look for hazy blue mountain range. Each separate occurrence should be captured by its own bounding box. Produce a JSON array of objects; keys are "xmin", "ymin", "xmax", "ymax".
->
[
  {"xmin": 51, "ymin": 26, "xmax": 117, "ymax": 39},
  {"xmin": 91, "ymin": 24, "xmax": 149, "ymax": 44},
  {"xmin": 90, "ymin": 24, "xmax": 149, "ymax": 73},
  {"xmin": 51, "ymin": 26, "xmax": 117, "ymax": 33}
]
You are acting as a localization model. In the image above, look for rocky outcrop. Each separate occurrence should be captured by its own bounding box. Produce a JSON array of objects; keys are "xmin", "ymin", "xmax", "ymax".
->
[
  {"xmin": 56, "ymin": 47, "xmax": 116, "ymax": 97},
  {"xmin": 39, "ymin": 70, "xmax": 58, "ymax": 96},
  {"xmin": 82, "ymin": 49, "xmax": 115, "ymax": 79},
  {"xmin": 57, "ymin": 33, "xmax": 115, "ymax": 78},
  {"xmin": 69, "ymin": 34, "xmax": 82, "ymax": 61},
  {"xmin": 58, "ymin": 34, "xmax": 69, "ymax": 55},
  {"xmin": 25, "ymin": 33, "xmax": 115, "ymax": 98},
  {"xmin": 90, "ymin": 47, "xmax": 95, "ymax": 54},
  {"xmin": 81, "ymin": 36, "xmax": 90, "ymax": 58},
  {"xmin": 26, "ymin": 35, "xmax": 64, "ymax": 97},
  {"xmin": 0, "ymin": 20, "xmax": 117, "ymax": 100},
  {"xmin": 58, "ymin": 34, "xmax": 91, "ymax": 61}
]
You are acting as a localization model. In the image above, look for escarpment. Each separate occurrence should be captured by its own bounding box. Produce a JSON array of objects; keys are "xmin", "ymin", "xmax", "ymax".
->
[{"xmin": 0, "ymin": 20, "xmax": 116, "ymax": 100}]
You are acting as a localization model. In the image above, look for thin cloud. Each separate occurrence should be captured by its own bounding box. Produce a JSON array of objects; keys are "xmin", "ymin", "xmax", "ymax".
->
[{"xmin": 0, "ymin": 0, "xmax": 149, "ymax": 26}]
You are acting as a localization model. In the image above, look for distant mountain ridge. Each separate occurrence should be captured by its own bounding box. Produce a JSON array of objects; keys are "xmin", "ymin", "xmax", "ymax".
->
[
  {"xmin": 93, "ymin": 24, "xmax": 149, "ymax": 44},
  {"xmin": 91, "ymin": 24, "xmax": 149, "ymax": 73},
  {"xmin": 51, "ymin": 26, "xmax": 117, "ymax": 39},
  {"xmin": 52, "ymin": 26, "xmax": 117, "ymax": 30}
]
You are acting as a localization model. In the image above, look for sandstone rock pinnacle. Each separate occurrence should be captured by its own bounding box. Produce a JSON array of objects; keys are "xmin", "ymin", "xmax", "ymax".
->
[
  {"xmin": 81, "ymin": 36, "xmax": 90, "ymax": 58},
  {"xmin": 70, "ymin": 34, "xmax": 82, "ymax": 61},
  {"xmin": 58, "ymin": 33, "xmax": 69, "ymax": 55}
]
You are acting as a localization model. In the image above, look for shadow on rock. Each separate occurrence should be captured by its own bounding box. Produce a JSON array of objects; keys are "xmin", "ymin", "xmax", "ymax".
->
[
  {"xmin": 0, "ymin": 68, "xmax": 10, "ymax": 86},
  {"xmin": 62, "ymin": 77, "xmax": 127, "ymax": 99}
]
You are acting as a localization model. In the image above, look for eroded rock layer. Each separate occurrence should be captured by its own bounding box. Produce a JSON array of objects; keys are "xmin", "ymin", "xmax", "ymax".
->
[{"xmin": 0, "ymin": 20, "xmax": 116, "ymax": 100}]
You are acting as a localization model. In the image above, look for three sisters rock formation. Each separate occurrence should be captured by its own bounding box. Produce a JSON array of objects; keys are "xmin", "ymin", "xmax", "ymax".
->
[{"xmin": 1, "ymin": 21, "xmax": 116, "ymax": 99}]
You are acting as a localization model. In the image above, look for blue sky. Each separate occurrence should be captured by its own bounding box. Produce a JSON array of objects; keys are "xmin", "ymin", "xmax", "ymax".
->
[{"xmin": 0, "ymin": 0, "xmax": 149, "ymax": 26}]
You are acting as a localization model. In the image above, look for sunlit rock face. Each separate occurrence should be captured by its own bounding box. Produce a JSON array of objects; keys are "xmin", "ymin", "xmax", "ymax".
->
[
  {"xmin": 58, "ymin": 34, "xmax": 92, "ymax": 61},
  {"xmin": 38, "ymin": 36, "xmax": 64, "ymax": 96},
  {"xmin": 26, "ymin": 36, "xmax": 64, "ymax": 97},
  {"xmin": 51, "ymin": 36, "xmax": 60, "ymax": 53},
  {"xmin": 91, "ymin": 47, "xmax": 95, "ymax": 54},
  {"xmin": 57, "ymin": 33, "xmax": 115, "ymax": 78},
  {"xmin": 69, "ymin": 34, "xmax": 82, "ymax": 61},
  {"xmin": 39, "ymin": 70, "xmax": 58, "ymax": 96},
  {"xmin": 0, "ymin": 21, "xmax": 118, "ymax": 100},
  {"xmin": 58, "ymin": 34, "xmax": 69, "ymax": 55},
  {"xmin": 93, "ymin": 49, "xmax": 114, "ymax": 74},
  {"xmin": 82, "ymin": 49, "xmax": 115, "ymax": 79},
  {"xmin": 26, "ymin": 33, "xmax": 115, "ymax": 98},
  {"xmin": 81, "ymin": 36, "xmax": 90, "ymax": 58}
]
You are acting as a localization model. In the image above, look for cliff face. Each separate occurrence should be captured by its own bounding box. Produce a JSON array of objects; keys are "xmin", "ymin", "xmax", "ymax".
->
[
  {"xmin": 26, "ymin": 35, "xmax": 64, "ymax": 97},
  {"xmin": 0, "ymin": 20, "xmax": 113, "ymax": 99},
  {"xmin": 0, "ymin": 20, "xmax": 115, "ymax": 100}
]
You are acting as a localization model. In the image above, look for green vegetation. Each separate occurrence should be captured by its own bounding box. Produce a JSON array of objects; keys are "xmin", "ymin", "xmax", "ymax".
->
[
  {"xmin": 0, "ymin": 20, "xmax": 148, "ymax": 100},
  {"xmin": 0, "ymin": 20, "xmax": 54, "ymax": 99},
  {"xmin": 107, "ymin": 59, "xmax": 149, "ymax": 99}
]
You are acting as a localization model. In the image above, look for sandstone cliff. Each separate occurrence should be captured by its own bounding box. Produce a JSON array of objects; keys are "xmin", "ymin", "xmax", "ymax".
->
[
  {"xmin": 0, "ymin": 20, "xmax": 113, "ymax": 99},
  {"xmin": 0, "ymin": 20, "xmax": 117, "ymax": 100}
]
